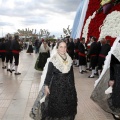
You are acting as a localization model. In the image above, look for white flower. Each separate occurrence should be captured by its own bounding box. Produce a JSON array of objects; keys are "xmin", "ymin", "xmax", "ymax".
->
[
  {"xmin": 82, "ymin": 11, "xmax": 96, "ymax": 41},
  {"xmin": 99, "ymin": 11, "xmax": 120, "ymax": 40}
]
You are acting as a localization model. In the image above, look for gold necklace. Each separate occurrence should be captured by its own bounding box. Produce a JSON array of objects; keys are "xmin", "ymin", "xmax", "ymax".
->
[{"xmin": 63, "ymin": 60, "xmax": 68, "ymax": 65}]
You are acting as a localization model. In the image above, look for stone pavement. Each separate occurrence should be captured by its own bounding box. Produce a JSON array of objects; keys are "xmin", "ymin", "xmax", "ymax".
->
[{"xmin": 0, "ymin": 50, "xmax": 114, "ymax": 120}]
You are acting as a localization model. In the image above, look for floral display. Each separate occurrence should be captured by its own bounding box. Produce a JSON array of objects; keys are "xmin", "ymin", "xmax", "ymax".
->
[{"xmin": 81, "ymin": 0, "xmax": 120, "ymax": 45}]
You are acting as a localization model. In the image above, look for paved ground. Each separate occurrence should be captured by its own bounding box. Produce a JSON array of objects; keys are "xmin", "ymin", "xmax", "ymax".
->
[{"xmin": 0, "ymin": 50, "xmax": 114, "ymax": 120}]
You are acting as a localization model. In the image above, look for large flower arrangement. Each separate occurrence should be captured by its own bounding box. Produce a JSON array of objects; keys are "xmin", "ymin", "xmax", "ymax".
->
[
  {"xmin": 99, "ymin": 11, "xmax": 120, "ymax": 39},
  {"xmin": 81, "ymin": 0, "xmax": 120, "ymax": 45}
]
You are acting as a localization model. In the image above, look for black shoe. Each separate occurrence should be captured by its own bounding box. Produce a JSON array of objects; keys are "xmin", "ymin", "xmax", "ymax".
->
[
  {"xmin": 87, "ymin": 68, "xmax": 92, "ymax": 71},
  {"xmin": 12, "ymin": 69, "xmax": 15, "ymax": 71},
  {"xmin": 88, "ymin": 76, "xmax": 94, "ymax": 78},
  {"xmin": 89, "ymin": 69, "xmax": 92, "ymax": 71},
  {"xmin": 94, "ymin": 73, "xmax": 98, "ymax": 76},
  {"xmin": 83, "ymin": 70, "xmax": 87, "ymax": 73},
  {"xmin": 86, "ymin": 68, "xmax": 90, "ymax": 70},
  {"xmin": 8, "ymin": 69, "xmax": 12, "ymax": 73},
  {"xmin": 79, "ymin": 71, "xmax": 83, "ymax": 74},
  {"xmin": 2, "ymin": 66, "xmax": 6, "ymax": 69},
  {"xmin": 7, "ymin": 69, "xmax": 10, "ymax": 71},
  {"xmin": 112, "ymin": 114, "xmax": 120, "ymax": 120},
  {"xmin": 15, "ymin": 72, "xmax": 21, "ymax": 75}
]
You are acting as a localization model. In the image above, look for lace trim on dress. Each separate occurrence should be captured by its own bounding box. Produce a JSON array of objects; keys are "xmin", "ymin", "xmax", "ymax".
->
[
  {"xmin": 112, "ymin": 41, "xmax": 120, "ymax": 62},
  {"xmin": 50, "ymin": 53, "xmax": 73, "ymax": 73}
]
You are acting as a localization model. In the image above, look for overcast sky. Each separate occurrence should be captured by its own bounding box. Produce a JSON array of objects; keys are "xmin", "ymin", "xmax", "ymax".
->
[{"xmin": 0, "ymin": 0, "xmax": 80, "ymax": 38}]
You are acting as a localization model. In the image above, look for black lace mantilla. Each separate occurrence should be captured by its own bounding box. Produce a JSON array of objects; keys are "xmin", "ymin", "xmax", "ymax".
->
[
  {"xmin": 30, "ymin": 62, "xmax": 77, "ymax": 120},
  {"xmin": 108, "ymin": 64, "xmax": 120, "ymax": 114}
]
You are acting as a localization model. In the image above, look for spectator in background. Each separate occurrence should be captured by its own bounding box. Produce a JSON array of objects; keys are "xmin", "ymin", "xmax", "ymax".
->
[
  {"xmin": 94, "ymin": 38, "xmax": 106, "ymax": 75},
  {"xmin": 78, "ymin": 37, "xmax": 87, "ymax": 74},
  {"xmin": 34, "ymin": 38, "xmax": 39, "ymax": 54},
  {"xmin": 26, "ymin": 41, "xmax": 33, "ymax": 55},
  {"xmin": 34, "ymin": 40, "xmax": 50, "ymax": 71},
  {"xmin": 5, "ymin": 36, "xmax": 14, "ymax": 72},
  {"xmin": 0, "ymin": 38, "xmax": 6, "ymax": 69},
  {"xmin": 67, "ymin": 38, "xmax": 74, "ymax": 60},
  {"xmin": 87, "ymin": 37, "xmax": 98, "ymax": 78},
  {"xmin": 11, "ymin": 35, "xmax": 21, "ymax": 75},
  {"xmin": 97, "ymin": 40, "xmax": 111, "ymax": 76}
]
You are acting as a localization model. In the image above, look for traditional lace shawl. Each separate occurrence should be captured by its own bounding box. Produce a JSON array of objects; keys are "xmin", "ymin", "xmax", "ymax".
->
[
  {"xmin": 112, "ymin": 40, "xmax": 120, "ymax": 62},
  {"xmin": 50, "ymin": 53, "xmax": 73, "ymax": 73}
]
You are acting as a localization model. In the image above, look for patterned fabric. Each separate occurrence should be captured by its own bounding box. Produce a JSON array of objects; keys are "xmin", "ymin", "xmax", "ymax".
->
[
  {"xmin": 91, "ymin": 69, "xmax": 113, "ymax": 113},
  {"xmin": 91, "ymin": 37, "xmax": 120, "ymax": 116},
  {"xmin": 45, "ymin": 69, "xmax": 77, "ymax": 118},
  {"xmin": 29, "ymin": 86, "xmax": 45, "ymax": 120},
  {"xmin": 30, "ymin": 63, "xmax": 77, "ymax": 120},
  {"xmin": 108, "ymin": 64, "xmax": 120, "ymax": 113},
  {"xmin": 91, "ymin": 67, "xmax": 120, "ymax": 115},
  {"xmin": 91, "ymin": 66, "xmax": 120, "ymax": 115},
  {"xmin": 50, "ymin": 53, "xmax": 72, "ymax": 73}
]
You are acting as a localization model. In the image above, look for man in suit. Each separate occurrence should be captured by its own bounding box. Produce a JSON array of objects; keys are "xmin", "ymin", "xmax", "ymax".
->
[
  {"xmin": 78, "ymin": 37, "xmax": 87, "ymax": 74},
  {"xmin": 97, "ymin": 40, "xmax": 111, "ymax": 76},
  {"xmin": 67, "ymin": 38, "xmax": 75, "ymax": 60},
  {"xmin": 87, "ymin": 37, "xmax": 98, "ymax": 78},
  {"xmin": 5, "ymin": 36, "xmax": 14, "ymax": 72},
  {"xmin": 74, "ymin": 38, "xmax": 80, "ymax": 66},
  {"xmin": 11, "ymin": 35, "xmax": 21, "ymax": 75},
  {"xmin": 94, "ymin": 38, "xmax": 106, "ymax": 75}
]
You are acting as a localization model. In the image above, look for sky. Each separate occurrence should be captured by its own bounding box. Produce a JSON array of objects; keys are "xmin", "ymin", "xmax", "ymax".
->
[{"xmin": 0, "ymin": 0, "xmax": 80, "ymax": 38}]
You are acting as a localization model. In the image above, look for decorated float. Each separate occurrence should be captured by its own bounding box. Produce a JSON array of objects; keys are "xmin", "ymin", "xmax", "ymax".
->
[{"xmin": 71, "ymin": 0, "xmax": 120, "ymax": 45}]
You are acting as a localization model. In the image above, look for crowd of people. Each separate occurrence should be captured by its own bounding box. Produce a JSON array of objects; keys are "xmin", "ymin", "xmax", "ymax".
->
[
  {"xmin": 2, "ymin": 35, "xmax": 110, "ymax": 78},
  {"xmin": 0, "ymin": 35, "xmax": 57, "ymax": 75},
  {"xmin": 63, "ymin": 36, "xmax": 111, "ymax": 79},
  {"xmin": 0, "ymin": 34, "xmax": 120, "ymax": 120},
  {"xmin": 0, "ymin": 35, "xmax": 22, "ymax": 75}
]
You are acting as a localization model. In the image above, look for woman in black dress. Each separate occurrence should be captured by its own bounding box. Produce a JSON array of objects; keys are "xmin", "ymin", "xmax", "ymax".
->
[
  {"xmin": 30, "ymin": 40, "xmax": 77, "ymax": 120},
  {"xmin": 27, "ymin": 41, "xmax": 33, "ymax": 55},
  {"xmin": 108, "ymin": 54, "xmax": 120, "ymax": 120},
  {"xmin": 34, "ymin": 41, "xmax": 50, "ymax": 71}
]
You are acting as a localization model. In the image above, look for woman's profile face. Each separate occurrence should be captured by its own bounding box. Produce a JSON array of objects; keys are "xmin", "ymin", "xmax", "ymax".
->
[{"xmin": 57, "ymin": 42, "xmax": 67, "ymax": 55}]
